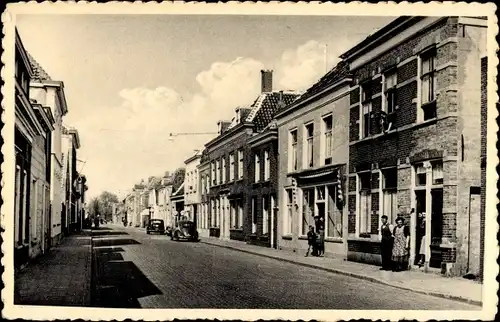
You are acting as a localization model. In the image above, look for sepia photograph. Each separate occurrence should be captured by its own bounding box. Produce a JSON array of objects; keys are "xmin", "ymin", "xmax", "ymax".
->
[{"xmin": 1, "ymin": 2, "xmax": 498, "ymax": 321}]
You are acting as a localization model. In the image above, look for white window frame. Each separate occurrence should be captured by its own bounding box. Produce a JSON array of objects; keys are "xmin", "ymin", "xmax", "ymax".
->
[
  {"xmin": 264, "ymin": 149, "xmax": 270, "ymax": 181},
  {"xmin": 254, "ymin": 153, "xmax": 261, "ymax": 182},
  {"xmin": 356, "ymin": 171, "xmax": 372, "ymax": 236},
  {"xmin": 284, "ymin": 189, "xmax": 293, "ymax": 235},
  {"xmin": 322, "ymin": 114, "xmax": 333, "ymax": 165},
  {"xmin": 211, "ymin": 162, "xmax": 216, "ymax": 185},
  {"xmin": 262, "ymin": 196, "xmax": 269, "ymax": 235},
  {"xmin": 229, "ymin": 152, "xmax": 235, "ymax": 181},
  {"xmin": 238, "ymin": 149, "xmax": 244, "ymax": 179},
  {"xmin": 289, "ymin": 129, "xmax": 298, "ymax": 172},
  {"xmin": 216, "ymin": 159, "xmax": 221, "ymax": 185},
  {"xmin": 238, "ymin": 199, "xmax": 243, "ymax": 230},
  {"xmin": 304, "ymin": 122, "xmax": 314, "ymax": 169},
  {"xmin": 418, "ymin": 48, "xmax": 437, "ymax": 122},
  {"xmin": 383, "ymin": 70, "xmax": 398, "ymax": 114},
  {"xmin": 221, "ymin": 157, "xmax": 226, "ymax": 184},
  {"xmin": 325, "ymin": 184, "xmax": 343, "ymax": 238},
  {"xmin": 252, "ymin": 197, "xmax": 257, "ymax": 233},
  {"xmin": 381, "ymin": 167, "xmax": 398, "ymax": 230},
  {"xmin": 301, "ymin": 187, "xmax": 315, "ymax": 236},
  {"xmin": 359, "ymin": 83, "xmax": 372, "ymax": 139}
]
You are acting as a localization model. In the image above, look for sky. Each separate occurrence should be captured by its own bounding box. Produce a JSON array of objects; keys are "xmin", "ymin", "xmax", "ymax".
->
[{"xmin": 17, "ymin": 14, "xmax": 394, "ymax": 200}]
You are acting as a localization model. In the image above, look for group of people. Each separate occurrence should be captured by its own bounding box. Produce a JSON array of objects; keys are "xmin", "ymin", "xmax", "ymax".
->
[
  {"xmin": 380, "ymin": 211, "xmax": 427, "ymax": 272},
  {"xmin": 305, "ymin": 216, "xmax": 325, "ymax": 257}
]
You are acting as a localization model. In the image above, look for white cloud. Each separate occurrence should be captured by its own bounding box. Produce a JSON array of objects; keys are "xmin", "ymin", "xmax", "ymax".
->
[{"xmin": 79, "ymin": 40, "xmax": 345, "ymax": 197}]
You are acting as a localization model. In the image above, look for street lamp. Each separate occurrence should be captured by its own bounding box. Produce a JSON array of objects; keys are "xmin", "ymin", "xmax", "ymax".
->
[{"xmin": 168, "ymin": 132, "xmax": 218, "ymax": 141}]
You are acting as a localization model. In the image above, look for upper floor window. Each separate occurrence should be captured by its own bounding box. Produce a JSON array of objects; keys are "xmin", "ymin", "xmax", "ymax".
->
[
  {"xmin": 360, "ymin": 82, "xmax": 372, "ymax": 138},
  {"xmin": 305, "ymin": 123, "xmax": 314, "ymax": 168},
  {"xmin": 384, "ymin": 70, "xmax": 398, "ymax": 114},
  {"xmin": 420, "ymin": 49, "xmax": 437, "ymax": 120},
  {"xmin": 216, "ymin": 159, "xmax": 221, "ymax": 185},
  {"xmin": 264, "ymin": 149, "xmax": 270, "ymax": 181},
  {"xmin": 229, "ymin": 152, "xmax": 235, "ymax": 181},
  {"xmin": 289, "ymin": 129, "xmax": 298, "ymax": 172},
  {"xmin": 222, "ymin": 157, "xmax": 226, "ymax": 183},
  {"xmin": 211, "ymin": 162, "xmax": 216, "ymax": 185},
  {"xmin": 323, "ymin": 115, "xmax": 333, "ymax": 165},
  {"xmin": 238, "ymin": 149, "xmax": 244, "ymax": 179},
  {"xmin": 254, "ymin": 153, "xmax": 261, "ymax": 182}
]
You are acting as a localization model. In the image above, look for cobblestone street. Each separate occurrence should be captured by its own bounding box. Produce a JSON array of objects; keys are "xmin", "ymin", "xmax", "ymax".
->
[{"xmin": 91, "ymin": 225, "xmax": 478, "ymax": 310}]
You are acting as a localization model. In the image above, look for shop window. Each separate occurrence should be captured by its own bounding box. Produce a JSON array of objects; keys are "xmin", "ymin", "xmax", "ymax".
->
[
  {"xmin": 358, "ymin": 172, "xmax": 371, "ymax": 235},
  {"xmin": 285, "ymin": 189, "xmax": 293, "ymax": 235},
  {"xmin": 262, "ymin": 197, "xmax": 269, "ymax": 234},
  {"xmin": 302, "ymin": 188, "xmax": 315, "ymax": 235},
  {"xmin": 327, "ymin": 185, "xmax": 342, "ymax": 238},
  {"xmin": 382, "ymin": 168, "xmax": 398, "ymax": 225},
  {"xmin": 237, "ymin": 199, "xmax": 243, "ymax": 230}
]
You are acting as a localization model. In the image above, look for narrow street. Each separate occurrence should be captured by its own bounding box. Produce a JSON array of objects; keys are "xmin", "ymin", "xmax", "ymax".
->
[{"xmin": 91, "ymin": 225, "xmax": 478, "ymax": 310}]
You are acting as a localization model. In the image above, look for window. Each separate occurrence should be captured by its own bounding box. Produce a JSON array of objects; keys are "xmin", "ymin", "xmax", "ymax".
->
[
  {"xmin": 384, "ymin": 71, "xmax": 398, "ymax": 114},
  {"xmin": 420, "ymin": 50, "xmax": 437, "ymax": 120},
  {"xmin": 14, "ymin": 165, "xmax": 21, "ymax": 244},
  {"xmin": 327, "ymin": 185, "xmax": 342, "ymax": 238},
  {"xmin": 238, "ymin": 149, "xmax": 244, "ymax": 179},
  {"xmin": 230, "ymin": 201, "xmax": 236, "ymax": 229},
  {"xmin": 382, "ymin": 168, "xmax": 398, "ymax": 225},
  {"xmin": 358, "ymin": 172, "xmax": 371, "ymax": 234},
  {"xmin": 323, "ymin": 115, "xmax": 333, "ymax": 165},
  {"xmin": 432, "ymin": 161, "xmax": 443, "ymax": 185},
  {"xmin": 264, "ymin": 150, "xmax": 270, "ymax": 181},
  {"xmin": 302, "ymin": 188, "xmax": 315, "ymax": 235},
  {"xmin": 305, "ymin": 123, "xmax": 314, "ymax": 168},
  {"xmin": 254, "ymin": 153, "xmax": 261, "ymax": 182},
  {"xmin": 216, "ymin": 159, "xmax": 221, "ymax": 184},
  {"xmin": 285, "ymin": 189, "xmax": 293, "ymax": 235},
  {"xmin": 222, "ymin": 157, "xmax": 226, "ymax": 183},
  {"xmin": 229, "ymin": 153, "xmax": 235, "ymax": 181},
  {"xmin": 238, "ymin": 199, "xmax": 243, "ymax": 229},
  {"xmin": 211, "ymin": 162, "xmax": 216, "ymax": 185},
  {"xmin": 262, "ymin": 197, "xmax": 269, "ymax": 234},
  {"xmin": 416, "ymin": 164, "xmax": 427, "ymax": 186},
  {"xmin": 289, "ymin": 129, "xmax": 298, "ymax": 171},
  {"xmin": 361, "ymin": 82, "xmax": 372, "ymax": 138},
  {"xmin": 252, "ymin": 197, "xmax": 257, "ymax": 233}
]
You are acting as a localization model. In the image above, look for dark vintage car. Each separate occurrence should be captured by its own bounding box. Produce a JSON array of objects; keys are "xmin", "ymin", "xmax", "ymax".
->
[
  {"xmin": 171, "ymin": 220, "xmax": 199, "ymax": 242},
  {"xmin": 146, "ymin": 219, "xmax": 165, "ymax": 234}
]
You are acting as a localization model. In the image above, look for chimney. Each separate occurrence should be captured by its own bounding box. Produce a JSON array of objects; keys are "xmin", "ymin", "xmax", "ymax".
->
[
  {"xmin": 217, "ymin": 120, "xmax": 231, "ymax": 135},
  {"xmin": 261, "ymin": 69, "xmax": 273, "ymax": 93}
]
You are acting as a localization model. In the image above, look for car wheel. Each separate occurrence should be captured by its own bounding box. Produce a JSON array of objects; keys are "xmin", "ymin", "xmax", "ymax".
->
[{"xmin": 146, "ymin": 231, "xmax": 150, "ymax": 234}]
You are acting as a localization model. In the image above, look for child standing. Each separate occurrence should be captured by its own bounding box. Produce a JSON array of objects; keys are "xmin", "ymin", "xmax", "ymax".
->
[{"xmin": 306, "ymin": 226, "xmax": 317, "ymax": 257}]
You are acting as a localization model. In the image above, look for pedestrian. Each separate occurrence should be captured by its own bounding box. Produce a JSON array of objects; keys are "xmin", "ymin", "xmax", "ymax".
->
[
  {"xmin": 379, "ymin": 215, "xmax": 394, "ymax": 270},
  {"xmin": 417, "ymin": 212, "xmax": 426, "ymax": 267},
  {"xmin": 391, "ymin": 216, "xmax": 410, "ymax": 272},
  {"xmin": 316, "ymin": 216, "xmax": 325, "ymax": 257},
  {"xmin": 305, "ymin": 225, "xmax": 317, "ymax": 257}
]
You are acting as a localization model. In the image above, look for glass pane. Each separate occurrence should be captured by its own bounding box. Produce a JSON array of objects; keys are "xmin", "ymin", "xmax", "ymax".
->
[
  {"xmin": 432, "ymin": 162, "xmax": 443, "ymax": 184},
  {"xmin": 422, "ymin": 57, "xmax": 431, "ymax": 74},
  {"xmin": 317, "ymin": 186, "xmax": 325, "ymax": 200},
  {"xmin": 422, "ymin": 76, "xmax": 430, "ymax": 104}
]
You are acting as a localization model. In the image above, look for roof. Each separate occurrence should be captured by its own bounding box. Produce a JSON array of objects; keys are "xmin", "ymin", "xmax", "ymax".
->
[
  {"xmin": 246, "ymin": 91, "xmax": 300, "ymax": 132},
  {"xmin": 172, "ymin": 182, "xmax": 185, "ymax": 197},
  {"xmin": 226, "ymin": 106, "xmax": 252, "ymax": 130},
  {"xmin": 275, "ymin": 62, "xmax": 351, "ymax": 119},
  {"xmin": 27, "ymin": 52, "xmax": 53, "ymax": 82}
]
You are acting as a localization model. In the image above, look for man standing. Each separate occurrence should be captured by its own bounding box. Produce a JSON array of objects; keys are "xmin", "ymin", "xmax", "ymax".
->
[{"xmin": 380, "ymin": 215, "xmax": 394, "ymax": 270}]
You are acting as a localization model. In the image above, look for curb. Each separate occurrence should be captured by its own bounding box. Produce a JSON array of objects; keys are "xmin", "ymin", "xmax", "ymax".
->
[
  {"xmin": 88, "ymin": 229, "xmax": 95, "ymax": 307},
  {"xmin": 201, "ymin": 240, "xmax": 482, "ymax": 307}
]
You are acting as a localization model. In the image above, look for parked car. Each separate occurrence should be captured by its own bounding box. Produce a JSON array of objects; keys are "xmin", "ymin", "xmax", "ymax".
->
[
  {"xmin": 171, "ymin": 220, "xmax": 199, "ymax": 242},
  {"xmin": 146, "ymin": 219, "xmax": 166, "ymax": 234}
]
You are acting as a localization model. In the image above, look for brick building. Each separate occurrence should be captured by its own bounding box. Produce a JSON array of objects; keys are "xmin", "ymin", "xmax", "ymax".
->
[
  {"xmin": 14, "ymin": 30, "xmax": 56, "ymax": 268},
  {"xmin": 276, "ymin": 62, "xmax": 351, "ymax": 256},
  {"xmin": 202, "ymin": 70, "xmax": 299, "ymax": 243},
  {"xmin": 343, "ymin": 16, "xmax": 487, "ymax": 277}
]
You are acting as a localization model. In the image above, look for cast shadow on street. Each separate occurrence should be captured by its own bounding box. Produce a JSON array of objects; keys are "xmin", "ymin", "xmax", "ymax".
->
[
  {"xmin": 92, "ymin": 227, "xmax": 112, "ymax": 231},
  {"xmin": 91, "ymin": 231, "xmax": 129, "ymax": 237},
  {"xmin": 92, "ymin": 247, "xmax": 162, "ymax": 308},
  {"xmin": 93, "ymin": 238, "xmax": 141, "ymax": 248}
]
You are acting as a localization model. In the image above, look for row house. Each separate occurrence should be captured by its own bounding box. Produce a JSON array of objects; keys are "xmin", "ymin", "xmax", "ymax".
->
[
  {"xmin": 201, "ymin": 70, "xmax": 299, "ymax": 243},
  {"xmin": 75, "ymin": 174, "xmax": 88, "ymax": 227},
  {"xmin": 171, "ymin": 182, "xmax": 185, "ymax": 225},
  {"xmin": 184, "ymin": 150, "xmax": 202, "ymax": 227},
  {"xmin": 14, "ymin": 30, "xmax": 56, "ymax": 269},
  {"xmin": 29, "ymin": 46, "xmax": 69, "ymax": 247},
  {"xmin": 157, "ymin": 172, "xmax": 175, "ymax": 228},
  {"xmin": 198, "ymin": 151, "xmax": 211, "ymax": 238},
  {"xmin": 341, "ymin": 16, "xmax": 487, "ymax": 277},
  {"xmin": 61, "ymin": 126, "xmax": 81, "ymax": 234},
  {"xmin": 276, "ymin": 62, "xmax": 351, "ymax": 256}
]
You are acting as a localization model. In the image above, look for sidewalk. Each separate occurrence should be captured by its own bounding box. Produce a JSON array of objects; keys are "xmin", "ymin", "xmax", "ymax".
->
[
  {"xmin": 201, "ymin": 237, "xmax": 483, "ymax": 307},
  {"xmin": 14, "ymin": 230, "xmax": 93, "ymax": 306}
]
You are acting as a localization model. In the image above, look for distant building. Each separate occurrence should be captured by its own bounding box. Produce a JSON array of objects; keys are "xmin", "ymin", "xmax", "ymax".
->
[
  {"xmin": 61, "ymin": 127, "xmax": 81, "ymax": 234},
  {"xmin": 184, "ymin": 150, "xmax": 203, "ymax": 227}
]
